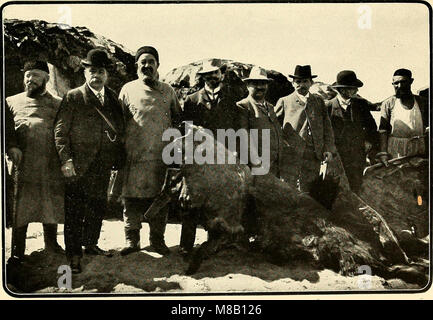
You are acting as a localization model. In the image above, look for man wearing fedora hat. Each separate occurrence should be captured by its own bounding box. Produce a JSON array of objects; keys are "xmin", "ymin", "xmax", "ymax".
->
[
  {"xmin": 326, "ymin": 70, "xmax": 378, "ymax": 193},
  {"xmin": 179, "ymin": 59, "xmax": 243, "ymax": 256},
  {"xmin": 236, "ymin": 66, "xmax": 290, "ymax": 238},
  {"xmin": 118, "ymin": 46, "xmax": 182, "ymax": 256},
  {"xmin": 274, "ymin": 65, "xmax": 337, "ymax": 195},
  {"xmin": 378, "ymin": 68, "xmax": 428, "ymax": 166},
  {"xmin": 6, "ymin": 60, "xmax": 65, "ymax": 263},
  {"xmin": 54, "ymin": 48, "xmax": 125, "ymax": 272}
]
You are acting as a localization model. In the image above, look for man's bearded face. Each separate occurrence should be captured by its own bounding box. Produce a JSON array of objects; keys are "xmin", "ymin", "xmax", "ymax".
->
[
  {"xmin": 24, "ymin": 70, "xmax": 48, "ymax": 97},
  {"xmin": 84, "ymin": 66, "xmax": 108, "ymax": 91},
  {"xmin": 136, "ymin": 53, "xmax": 159, "ymax": 85},
  {"xmin": 247, "ymin": 81, "xmax": 269, "ymax": 101}
]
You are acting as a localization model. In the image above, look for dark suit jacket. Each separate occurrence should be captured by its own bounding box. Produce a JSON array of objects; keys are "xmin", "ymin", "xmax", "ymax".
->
[
  {"xmin": 326, "ymin": 97, "xmax": 378, "ymax": 169},
  {"xmin": 54, "ymin": 84, "xmax": 125, "ymax": 176},
  {"xmin": 274, "ymin": 92, "xmax": 337, "ymax": 160},
  {"xmin": 182, "ymin": 87, "xmax": 242, "ymax": 134}
]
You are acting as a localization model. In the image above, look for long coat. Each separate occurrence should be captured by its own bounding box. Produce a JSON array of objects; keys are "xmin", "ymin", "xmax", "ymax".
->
[
  {"xmin": 119, "ymin": 79, "xmax": 182, "ymax": 198},
  {"xmin": 326, "ymin": 97, "xmax": 379, "ymax": 192},
  {"xmin": 54, "ymin": 84, "xmax": 125, "ymax": 176},
  {"xmin": 274, "ymin": 92, "xmax": 337, "ymax": 160},
  {"xmin": 182, "ymin": 87, "xmax": 242, "ymax": 135},
  {"xmin": 6, "ymin": 91, "xmax": 64, "ymax": 227},
  {"xmin": 236, "ymin": 96, "xmax": 298, "ymax": 180}
]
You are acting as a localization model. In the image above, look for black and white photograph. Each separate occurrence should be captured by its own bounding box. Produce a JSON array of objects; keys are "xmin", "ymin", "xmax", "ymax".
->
[{"xmin": 1, "ymin": 1, "xmax": 431, "ymax": 297}]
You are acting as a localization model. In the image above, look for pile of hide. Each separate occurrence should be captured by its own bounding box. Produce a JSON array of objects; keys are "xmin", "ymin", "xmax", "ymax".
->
[
  {"xmin": 152, "ymin": 124, "xmax": 428, "ymax": 285},
  {"xmin": 4, "ymin": 19, "xmax": 136, "ymax": 98}
]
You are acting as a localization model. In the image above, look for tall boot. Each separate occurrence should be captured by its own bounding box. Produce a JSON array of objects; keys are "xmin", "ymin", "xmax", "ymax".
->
[
  {"xmin": 120, "ymin": 229, "xmax": 141, "ymax": 256},
  {"xmin": 43, "ymin": 224, "xmax": 64, "ymax": 254},
  {"xmin": 148, "ymin": 212, "xmax": 170, "ymax": 256}
]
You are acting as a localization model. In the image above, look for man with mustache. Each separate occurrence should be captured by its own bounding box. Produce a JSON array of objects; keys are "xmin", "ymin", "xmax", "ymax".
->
[
  {"xmin": 326, "ymin": 70, "xmax": 379, "ymax": 193},
  {"xmin": 54, "ymin": 49, "xmax": 125, "ymax": 273},
  {"xmin": 6, "ymin": 60, "xmax": 64, "ymax": 263},
  {"xmin": 378, "ymin": 68, "xmax": 428, "ymax": 166},
  {"xmin": 179, "ymin": 59, "xmax": 243, "ymax": 257},
  {"xmin": 274, "ymin": 65, "xmax": 337, "ymax": 196},
  {"xmin": 119, "ymin": 46, "xmax": 182, "ymax": 256}
]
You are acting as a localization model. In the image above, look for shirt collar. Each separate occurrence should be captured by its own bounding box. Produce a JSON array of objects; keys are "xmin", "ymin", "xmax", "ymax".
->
[
  {"xmin": 296, "ymin": 91, "xmax": 310, "ymax": 104},
  {"xmin": 337, "ymin": 94, "xmax": 351, "ymax": 110},
  {"xmin": 204, "ymin": 83, "xmax": 221, "ymax": 95},
  {"xmin": 87, "ymin": 83, "xmax": 105, "ymax": 98}
]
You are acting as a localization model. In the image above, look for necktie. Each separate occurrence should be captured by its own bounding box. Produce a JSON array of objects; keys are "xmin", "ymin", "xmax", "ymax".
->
[{"xmin": 97, "ymin": 92, "xmax": 104, "ymax": 105}]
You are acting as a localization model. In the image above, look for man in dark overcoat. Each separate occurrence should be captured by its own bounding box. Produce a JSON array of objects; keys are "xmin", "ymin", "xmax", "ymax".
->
[
  {"xmin": 179, "ymin": 59, "xmax": 244, "ymax": 256},
  {"xmin": 326, "ymin": 70, "xmax": 379, "ymax": 193},
  {"xmin": 54, "ymin": 49, "xmax": 125, "ymax": 273}
]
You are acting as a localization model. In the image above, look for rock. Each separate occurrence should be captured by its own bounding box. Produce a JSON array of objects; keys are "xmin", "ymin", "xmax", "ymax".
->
[
  {"xmin": 4, "ymin": 19, "xmax": 136, "ymax": 98},
  {"xmin": 163, "ymin": 58, "xmax": 294, "ymax": 105}
]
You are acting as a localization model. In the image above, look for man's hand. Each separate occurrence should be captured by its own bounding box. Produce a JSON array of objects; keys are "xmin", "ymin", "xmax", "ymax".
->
[
  {"xmin": 425, "ymin": 127, "xmax": 429, "ymax": 135},
  {"xmin": 379, "ymin": 154, "xmax": 389, "ymax": 167},
  {"xmin": 61, "ymin": 161, "xmax": 77, "ymax": 178},
  {"xmin": 323, "ymin": 151, "xmax": 333, "ymax": 163},
  {"xmin": 7, "ymin": 147, "xmax": 22, "ymax": 166}
]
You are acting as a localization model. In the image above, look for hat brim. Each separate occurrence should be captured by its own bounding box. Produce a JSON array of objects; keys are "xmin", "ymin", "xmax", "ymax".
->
[
  {"xmin": 197, "ymin": 66, "xmax": 221, "ymax": 75},
  {"xmin": 81, "ymin": 59, "xmax": 111, "ymax": 68},
  {"xmin": 289, "ymin": 75, "xmax": 318, "ymax": 79},
  {"xmin": 332, "ymin": 79, "xmax": 363, "ymax": 88},
  {"xmin": 243, "ymin": 77, "xmax": 273, "ymax": 82}
]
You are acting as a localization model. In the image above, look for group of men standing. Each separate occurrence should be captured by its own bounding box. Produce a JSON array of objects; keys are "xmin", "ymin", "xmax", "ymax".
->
[{"xmin": 5, "ymin": 46, "xmax": 428, "ymax": 275}]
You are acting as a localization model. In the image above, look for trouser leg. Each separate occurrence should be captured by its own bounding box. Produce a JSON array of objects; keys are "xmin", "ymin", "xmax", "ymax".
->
[
  {"xmin": 43, "ymin": 224, "xmax": 59, "ymax": 248},
  {"xmin": 120, "ymin": 198, "xmax": 144, "ymax": 255},
  {"xmin": 148, "ymin": 202, "xmax": 168, "ymax": 246},
  {"xmin": 82, "ymin": 197, "xmax": 105, "ymax": 247},
  {"xmin": 180, "ymin": 217, "xmax": 197, "ymax": 252},
  {"xmin": 64, "ymin": 183, "xmax": 85, "ymax": 259},
  {"xmin": 11, "ymin": 224, "xmax": 28, "ymax": 259}
]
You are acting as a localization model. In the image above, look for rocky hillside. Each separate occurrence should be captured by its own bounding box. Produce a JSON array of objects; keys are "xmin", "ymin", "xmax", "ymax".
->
[
  {"xmin": 3, "ymin": 19, "xmax": 136, "ymax": 98},
  {"xmin": 163, "ymin": 58, "xmax": 294, "ymax": 105}
]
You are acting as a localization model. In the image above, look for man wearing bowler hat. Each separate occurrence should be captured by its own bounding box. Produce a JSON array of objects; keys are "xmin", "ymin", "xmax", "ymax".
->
[
  {"xmin": 326, "ymin": 70, "xmax": 378, "ymax": 193},
  {"xmin": 54, "ymin": 48, "xmax": 125, "ymax": 273},
  {"xmin": 6, "ymin": 60, "xmax": 64, "ymax": 263},
  {"xmin": 119, "ymin": 46, "xmax": 182, "ymax": 256},
  {"xmin": 274, "ymin": 65, "xmax": 337, "ymax": 195}
]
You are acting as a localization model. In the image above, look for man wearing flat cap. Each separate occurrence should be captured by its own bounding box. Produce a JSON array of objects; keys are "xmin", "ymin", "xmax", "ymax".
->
[
  {"xmin": 6, "ymin": 60, "xmax": 64, "ymax": 263},
  {"xmin": 274, "ymin": 65, "xmax": 337, "ymax": 196},
  {"xmin": 119, "ymin": 46, "xmax": 182, "ymax": 256},
  {"xmin": 54, "ymin": 48, "xmax": 125, "ymax": 273},
  {"xmin": 378, "ymin": 68, "xmax": 428, "ymax": 166},
  {"xmin": 178, "ymin": 59, "xmax": 243, "ymax": 256},
  {"xmin": 326, "ymin": 70, "xmax": 378, "ymax": 193}
]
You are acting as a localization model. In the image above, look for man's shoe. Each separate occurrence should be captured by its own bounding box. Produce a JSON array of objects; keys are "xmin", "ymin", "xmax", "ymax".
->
[
  {"xmin": 147, "ymin": 242, "xmax": 171, "ymax": 256},
  {"xmin": 45, "ymin": 242, "xmax": 65, "ymax": 254},
  {"xmin": 70, "ymin": 256, "xmax": 81, "ymax": 274},
  {"xmin": 120, "ymin": 246, "xmax": 140, "ymax": 256},
  {"xmin": 121, "ymin": 229, "xmax": 141, "ymax": 256},
  {"xmin": 84, "ymin": 245, "xmax": 113, "ymax": 257}
]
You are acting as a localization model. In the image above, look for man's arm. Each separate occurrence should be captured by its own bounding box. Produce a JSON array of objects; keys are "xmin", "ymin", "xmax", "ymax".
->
[
  {"xmin": 274, "ymin": 98, "xmax": 285, "ymax": 127},
  {"xmin": 5, "ymin": 101, "xmax": 22, "ymax": 166},
  {"xmin": 54, "ymin": 93, "xmax": 74, "ymax": 165},
  {"xmin": 321, "ymin": 97, "xmax": 337, "ymax": 157},
  {"xmin": 170, "ymin": 87, "xmax": 183, "ymax": 128}
]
